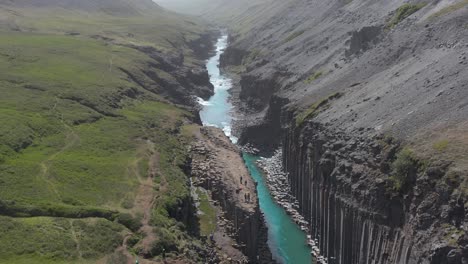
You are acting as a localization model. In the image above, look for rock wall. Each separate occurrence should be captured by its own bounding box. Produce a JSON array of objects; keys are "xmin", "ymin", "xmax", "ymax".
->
[
  {"xmin": 282, "ymin": 121, "xmax": 467, "ymax": 264},
  {"xmin": 214, "ymin": 1, "xmax": 468, "ymax": 261},
  {"xmin": 220, "ymin": 46, "xmax": 248, "ymax": 68},
  {"xmin": 121, "ymin": 44, "xmax": 214, "ymax": 106},
  {"xmin": 209, "ymin": 180, "xmax": 262, "ymax": 260},
  {"xmin": 190, "ymin": 127, "xmax": 274, "ymax": 263},
  {"xmin": 238, "ymin": 95, "xmax": 288, "ymax": 152},
  {"xmin": 224, "ymin": 51, "xmax": 467, "ymax": 263},
  {"xmin": 238, "ymin": 74, "xmax": 278, "ymax": 111}
]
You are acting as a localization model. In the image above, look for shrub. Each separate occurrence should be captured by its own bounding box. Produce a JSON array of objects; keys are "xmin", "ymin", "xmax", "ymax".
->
[
  {"xmin": 304, "ymin": 71, "xmax": 323, "ymax": 84},
  {"xmin": 149, "ymin": 228, "xmax": 179, "ymax": 257},
  {"xmin": 126, "ymin": 233, "xmax": 142, "ymax": 248},
  {"xmin": 116, "ymin": 213, "xmax": 142, "ymax": 232},
  {"xmin": 120, "ymin": 195, "xmax": 135, "ymax": 209},
  {"xmin": 295, "ymin": 92, "xmax": 342, "ymax": 126},
  {"xmin": 283, "ymin": 30, "xmax": 306, "ymax": 43},
  {"xmin": 0, "ymin": 145, "xmax": 14, "ymax": 164},
  {"xmin": 243, "ymin": 49, "xmax": 262, "ymax": 64},
  {"xmin": 388, "ymin": 3, "xmax": 426, "ymax": 28},
  {"xmin": 390, "ymin": 148, "xmax": 419, "ymax": 191},
  {"xmin": 433, "ymin": 139, "xmax": 449, "ymax": 152},
  {"xmin": 445, "ymin": 169, "xmax": 462, "ymax": 188}
]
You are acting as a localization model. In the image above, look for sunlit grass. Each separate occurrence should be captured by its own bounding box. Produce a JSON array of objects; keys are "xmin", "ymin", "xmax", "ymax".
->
[
  {"xmin": 0, "ymin": 5, "xmax": 206, "ymax": 261},
  {"xmin": 196, "ymin": 188, "xmax": 217, "ymax": 236},
  {"xmin": 0, "ymin": 216, "xmax": 124, "ymax": 263}
]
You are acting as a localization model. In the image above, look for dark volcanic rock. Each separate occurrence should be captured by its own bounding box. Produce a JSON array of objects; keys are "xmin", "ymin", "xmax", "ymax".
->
[
  {"xmin": 220, "ymin": 46, "xmax": 248, "ymax": 68},
  {"xmin": 190, "ymin": 127, "xmax": 275, "ymax": 263},
  {"xmin": 204, "ymin": 0, "xmax": 468, "ymax": 263},
  {"xmin": 281, "ymin": 120, "xmax": 467, "ymax": 264}
]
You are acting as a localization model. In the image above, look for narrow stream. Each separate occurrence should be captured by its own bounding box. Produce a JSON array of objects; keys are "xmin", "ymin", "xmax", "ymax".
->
[
  {"xmin": 199, "ymin": 35, "xmax": 312, "ymax": 264},
  {"xmin": 198, "ymin": 35, "xmax": 237, "ymax": 143}
]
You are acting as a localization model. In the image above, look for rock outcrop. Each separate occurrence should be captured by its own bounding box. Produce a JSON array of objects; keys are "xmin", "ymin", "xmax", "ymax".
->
[
  {"xmin": 282, "ymin": 121, "xmax": 467, "ymax": 263},
  {"xmin": 220, "ymin": 47, "xmax": 248, "ymax": 68},
  {"xmin": 190, "ymin": 127, "xmax": 274, "ymax": 263},
  {"xmin": 123, "ymin": 43, "xmax": 215, "ymax": 107}
]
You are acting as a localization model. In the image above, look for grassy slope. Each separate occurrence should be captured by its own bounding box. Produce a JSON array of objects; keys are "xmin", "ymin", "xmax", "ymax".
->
[
  {"xmin": 0, "ymin": 216, "xmax": 124, "ymax": 264},
  {"xmin": 195, "ymin": 188, "xmax": 216, "ymax": 237},
  {"xmin": 0, "ymin": 4, "xmax": 208, "ymax": 263}
]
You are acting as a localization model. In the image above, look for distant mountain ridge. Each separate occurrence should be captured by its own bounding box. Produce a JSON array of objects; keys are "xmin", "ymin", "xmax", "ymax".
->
[
  {"xmin": 0, "ymin": 0, "xmax": 161, "ymax": 15},
  {"xmin": 156, "ymin": 0, "xmax": 220, "ymax": 15},
  {"xmin": 155, "ymin": 0, "xmax": 274, "ymax": 19}
]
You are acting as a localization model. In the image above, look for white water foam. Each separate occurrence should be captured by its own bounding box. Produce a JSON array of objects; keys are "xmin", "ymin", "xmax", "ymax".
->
[
  {"xmin": 196, "ymin": 97, "xmax": 212, "ymax": 106},
  {"xmin": 203, "ymin": 121, "xmax": 238, "ymax": 144},
  {"xmin": 213, "ymin": 79, "xmax": 231, "ymax": 91},
  {"xmin": 221, "ymin": 123, "xmax": 238, "ymax": 144},
  {"xmin": 202, "ymin": 122, "xmax": 217, "ymax": 127}
]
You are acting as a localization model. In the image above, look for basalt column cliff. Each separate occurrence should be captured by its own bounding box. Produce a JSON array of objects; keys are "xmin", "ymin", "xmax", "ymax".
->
[{"xmin": 213, "ymin": 0, "xmax": 468, "ymax": 263}]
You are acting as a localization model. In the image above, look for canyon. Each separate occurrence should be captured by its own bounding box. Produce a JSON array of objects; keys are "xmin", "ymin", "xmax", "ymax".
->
[
  {"xmin": 0, "ymin": 0, "xmax": 467, "ymax": 263},
  {"xmin": 192, "ymin": 35, "xmax": 308, "ymax": 264},
  {"xmin": 193, "ymin": 0, "xmax": 468, "ymax": 263}
]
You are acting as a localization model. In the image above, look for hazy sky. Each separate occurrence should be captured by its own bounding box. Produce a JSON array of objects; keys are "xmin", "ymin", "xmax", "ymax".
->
[{"xmin": 152, "ymin": 0, "xmax": 218, "ymax": 15}]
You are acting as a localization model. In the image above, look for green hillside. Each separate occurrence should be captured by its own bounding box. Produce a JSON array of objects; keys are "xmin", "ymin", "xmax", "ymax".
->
[{"xmin": 0, "ymin": 2, "xmax": 210, "ymax": 263}]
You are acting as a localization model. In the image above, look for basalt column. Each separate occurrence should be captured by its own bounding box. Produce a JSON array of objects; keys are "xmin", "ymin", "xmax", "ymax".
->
[{"xmin": 282, "ymin": 122, "xmax": 414, "ymax": 264}]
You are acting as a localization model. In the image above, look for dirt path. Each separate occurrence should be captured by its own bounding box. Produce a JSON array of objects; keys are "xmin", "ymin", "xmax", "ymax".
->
[
  {"xmin": 38, "ymin": 128, "xmax": 80, "ymax": 199},
  {"xmin": 114, "ymin": 141, "xmax": 161, "ymax": 263},
  {"xmin": 114, "ymin": 234, "xmax": 136, "ymax": 264},
  {"xmin": 137, "ymin": 142, "xmax": 164, "ymax": 253},
  {"xmin": 137, "ymin": 172, "xmax": 158, "ymax": 252},
  {"xmin": 70, "ymin": 220, "xmax": 83, "ymax": 260},
  {"xmin": 38, "ymin": 97, "xmax": 81, "ymax": 198}
]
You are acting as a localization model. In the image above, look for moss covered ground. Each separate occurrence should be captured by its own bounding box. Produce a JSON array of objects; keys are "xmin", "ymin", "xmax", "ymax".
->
[
  {"xmin": 387, "ymin": 3, "xmax": 426, "ymax": 28},
  {"xmin": 196, "ymin": 188, "xmax": 217, "ymax": 237},
  {"xmin": 295, "ymin": 92, "xmax": 342, "ymax": 126}
]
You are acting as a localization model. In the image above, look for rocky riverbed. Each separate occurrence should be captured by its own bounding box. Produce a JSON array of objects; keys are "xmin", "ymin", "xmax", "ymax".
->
[{"xmin": 256, "ymin": 149, "xmax": 327, "ymax": 264}]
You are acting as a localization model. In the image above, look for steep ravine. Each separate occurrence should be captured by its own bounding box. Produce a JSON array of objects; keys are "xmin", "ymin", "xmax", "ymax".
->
[
  {"xmin": 190, "ymin": 34, "xmax": 274, "ymax": 263},
  {"xmin": 194, "ymin": 34, "xmax": 319, "ymax": 264}
]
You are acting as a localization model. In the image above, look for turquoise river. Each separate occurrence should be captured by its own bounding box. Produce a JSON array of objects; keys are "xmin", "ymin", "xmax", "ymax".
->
[{"xmin": 198, "ymin": 35, "xmax": 313, "ymax": 264}]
